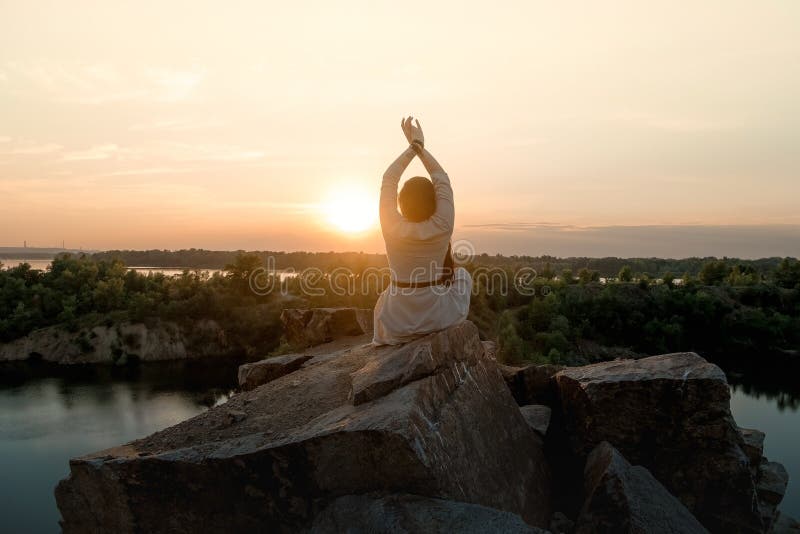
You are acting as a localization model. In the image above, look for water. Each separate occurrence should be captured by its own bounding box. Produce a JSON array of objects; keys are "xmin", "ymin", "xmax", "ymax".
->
[
  {"xmin": 0, "ymin": 362, "xmax": 797, "ymax": 533},
  {"xmin": 0, "ymin": 258, "xmax": 223, "ymax": 277},
  {"xmin": 730, "ymin": 381, "xmax": 800, "ymax": 519},
  {"xmin": 1, "ymin": 259, "xmax": 296, "ymax": 279},
  {"xmin": 0, "ymin": 361, "xmax": 238, "ymax": 533}
]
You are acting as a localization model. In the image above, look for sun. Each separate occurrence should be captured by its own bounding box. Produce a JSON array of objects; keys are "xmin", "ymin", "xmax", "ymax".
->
[{"xmin": 322, "ymin": 186, "xmax": 378, "ymax": 234}]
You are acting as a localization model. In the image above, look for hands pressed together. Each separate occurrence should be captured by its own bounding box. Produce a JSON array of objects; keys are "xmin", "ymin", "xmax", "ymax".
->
[{"xmin": 401, "ymin": 116, "xmax": 424, "ymax": 151}]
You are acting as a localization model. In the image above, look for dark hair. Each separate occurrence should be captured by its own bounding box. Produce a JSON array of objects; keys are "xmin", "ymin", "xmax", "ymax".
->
[{"xmin": 398, "ymin": 176, "xmax": 436, "ymax": 222}]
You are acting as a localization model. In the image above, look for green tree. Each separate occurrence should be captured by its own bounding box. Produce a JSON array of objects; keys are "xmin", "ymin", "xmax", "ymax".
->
[
  {"xmin": 618, "ymin": 265, "xmax": 633, "ymax": 282},
  {"xmin": 662, "ymin": 272, "xmax": 675, "ymax": 288},
  {"xmin": 224, "ymin": 253, "xmax": 264, "ymax": 294},
  {"xmin": 699, "ymin": 260, "xmax": 730, "ymax": 285}
]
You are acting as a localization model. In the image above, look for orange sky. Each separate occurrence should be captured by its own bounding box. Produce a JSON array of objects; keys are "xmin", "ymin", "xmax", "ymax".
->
[{"xmin": 1, "ymin": 1, "xmax": 799, "ymax": 257}]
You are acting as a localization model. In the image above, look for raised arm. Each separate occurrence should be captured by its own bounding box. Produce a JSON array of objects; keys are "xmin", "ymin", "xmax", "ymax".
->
[
  {"xmin": 379, "ymin": 145, "xmax": 416, "ymax": 232},
  {"xmin": 412, "ymin": 145, "xmax": 454, "ymax": 233},
  {"xmin": 403, "ymin": 117, "xmax": 453, "ymax": 234}
]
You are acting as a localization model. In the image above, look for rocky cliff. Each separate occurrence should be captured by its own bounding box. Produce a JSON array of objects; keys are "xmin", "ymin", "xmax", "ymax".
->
[
  {"xmin": 55, "ymin": 308, "xmax": 796, "ymax": 533},
  {"xmin": 0, "ymin": 319, "xmax": 230, "ymax": 364}
]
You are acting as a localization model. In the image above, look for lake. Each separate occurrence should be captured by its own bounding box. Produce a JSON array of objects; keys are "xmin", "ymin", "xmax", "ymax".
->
[
  {"xmin": 0, "ymin": 362, "xmax": 797, "ymax": 532},
  {"xmin": 0, "ymin": 361, "xmax": 238, "ymax": 533}
]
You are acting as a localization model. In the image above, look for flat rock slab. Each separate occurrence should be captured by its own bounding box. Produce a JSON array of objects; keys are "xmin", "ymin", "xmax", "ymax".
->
[
  {"xmin": 309, "ymin": 493, "xmax": 549, "ymax": 534},
  {"xmin": 281, "ymin": 307, "xmax": 373, "ymax": 348},
  {"xmin": 238, "ymin": 353, "xmax": 313, "ymax": 390},
  {"xmin": 575, "ymin": 441, "xmax": 708, "ymax": 534},
  {"xmin": 519, "ymin": 405, "xmax": 551, "ymax": 437},
  {"xmin": 555, "ymin": 352, "xmax": 762, "ymax": 533},
  {"xmin": 350, "ymin": 322, "xmax": 485, "ymax": 405},
  {"xmin": 56, "ymin": 320, "xmax": 552, "ymax": 532}
]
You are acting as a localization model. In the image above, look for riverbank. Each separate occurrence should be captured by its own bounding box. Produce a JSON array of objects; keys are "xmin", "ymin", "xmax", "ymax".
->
[{"xmin": 0, "ymin": 319, "xmax": 232, "ymax": 365}]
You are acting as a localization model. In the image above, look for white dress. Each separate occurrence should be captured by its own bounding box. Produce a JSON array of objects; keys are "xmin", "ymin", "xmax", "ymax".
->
[{"xmin": 372, "ymin": 163, "xmax": 472, "ymax": 345}]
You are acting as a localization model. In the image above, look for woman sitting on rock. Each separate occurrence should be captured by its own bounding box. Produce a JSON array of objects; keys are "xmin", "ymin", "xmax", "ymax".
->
[{"xmin": 372, "ymin": 117, "xmax": 472, "ymax": 345}]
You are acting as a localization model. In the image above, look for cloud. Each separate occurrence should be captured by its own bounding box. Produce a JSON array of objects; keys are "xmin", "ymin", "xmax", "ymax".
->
[
  {"xmin": 128, "ymin": 118, "xmax": 224, "ymax": 132},
  {"xmin": 62, "ymin": 144, "xmax": 121, "ymax": 161},
  {"xmin": 606, "ymin": 112, "xmax": 730, "ymax": 133},
  {"xmin": 145, "ymin": 68, "xmax": 206, "ymax": 102},
  {"xmin": 0, "ymin": 141, "xmax": 63, "ymax": 156},
  {"xmin": 462, "ymin": 222, "xmax": 575, "ymax": 231},
  {"xmin": 1, "ymin": 61, "xmax": 206, "ymax": 105},
  {"xmin": 155, "ymin": 142, "xmax": 266, "ymax": 162},
  {"xmin": 98, "ymin": 166, "xmax": 198, "ymax": 177},
  {"xmin": 457, "ymin": 223, "xmax": 800, "ymax": 258}
]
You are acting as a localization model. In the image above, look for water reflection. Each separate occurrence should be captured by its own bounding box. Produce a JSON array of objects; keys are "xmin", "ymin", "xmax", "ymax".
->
[
  {"xmin": 0, "ymin": 359, "xmax": 240, "ymax": 533},
  {"xmin": 725, "ymin": 366, "xmax": 800, "ymax": 413}
]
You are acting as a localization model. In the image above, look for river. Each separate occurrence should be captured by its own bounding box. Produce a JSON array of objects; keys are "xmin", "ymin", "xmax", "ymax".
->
[{"xmin": 0, "ymin": 362, "xmax": 797, "ymax": 532}]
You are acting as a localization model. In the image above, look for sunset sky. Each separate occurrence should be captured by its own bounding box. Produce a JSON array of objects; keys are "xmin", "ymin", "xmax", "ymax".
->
[{"xmin": 1, "ymin": 1, "xmax": 799, "ymax": 257}]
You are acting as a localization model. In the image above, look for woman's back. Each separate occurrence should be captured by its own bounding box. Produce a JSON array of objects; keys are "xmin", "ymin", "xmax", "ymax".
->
[{"xmin": 372, "ymin": 117, "xmax": 471, "ymax": 345}]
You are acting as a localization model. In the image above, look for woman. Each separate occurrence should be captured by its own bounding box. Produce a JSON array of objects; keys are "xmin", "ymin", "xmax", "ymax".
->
[{"xmin": 372, "ymin": 116, "xmax": 472, "ymax": 345}]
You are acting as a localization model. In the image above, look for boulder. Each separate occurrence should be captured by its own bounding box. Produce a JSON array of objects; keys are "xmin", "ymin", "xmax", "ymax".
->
[
  {"xmin": 280, "ymin": 308, "xmax": 373, "ymax": 348},
  {"xmin": 757, "ymin": 460, "xmax": 789, "ymax": 506},
  {"xmin": 237, "ymin": 353, "xmax": 313, "ymax": 391},
  {"xmin": 520, "ymin": 405, "xmax": 552, "ymax": 437},
  {"xmin": 739, "ymin": 427, "xmax": 766, "ymax": 473},
  {"xmin": 575, "ymin": 441, "xmax": 708, "ymax": 534},
  {"xmin": 56, "ymin": 320, "xmax": 552, "ymax": 532},
  {"xmin": 500, "ymin": 363, "xmax": 564, "ymax": 406},
  {"xmin": 349, "ymin": 324, "xmax": 484, "ymax": 405},
  {"xmin": 555, "ymin": 353, "xmax": 762, "ymax": 533},
  {"xmin": 756, "ymin": 459, "xmax": 789, "ymax": 530},
  {"xmin": 309, "ymin": 493, "xmax": 549, "ymax": 534}
]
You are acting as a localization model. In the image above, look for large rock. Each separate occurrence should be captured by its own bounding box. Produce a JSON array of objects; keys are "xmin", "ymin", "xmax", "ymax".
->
[
  {"xmin": 56, "ymin": 320, "xmax": 551, "ymax": 532},
  {"xmin": 757, "ymin": 460, "xmax": 789, "ymax": 507},
  {"xmin": 237, "ymin": 353, "xmax": 313, "ymax": 391},
  {"xmin": 309, "ymin": 493, "xmax": 549, "ymax": 534},
  {"xmin": 575, "ymin": 441, "xmax": 708, "ymax": 534},
  {"xmin": 555, "ymin": 353, "xmax": 762, "ymax": 533},
  {"xmin": 739, "ymin": 427, "xmax": 766, "ymax": 474},
  {"xmin": 757, "ymin": 459, "xmax": 789, "ymax": 530},
  {"xmin": 281, "ymin": 307, "xmax": 373, "ymax": 348},
  {"xmin": 520, "ymin": 405, "xmax": 552, "ymax": 437},
  {"xmin": 500, "ymin": 363, "xmax": 564, "ymax": 406}
]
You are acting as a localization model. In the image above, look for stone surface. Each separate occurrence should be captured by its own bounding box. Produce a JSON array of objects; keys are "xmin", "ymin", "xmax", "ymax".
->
[
  {"xmin": 757, "ymin": 458, "xmax": 789, "ymax": 530},
  {"xmin": 575, "ymin": 441, "xmax": 708, "ymax": 534},
  {"xmin": 740, "ymin": 427, "xmax": 766, "ymax": 473},
  {"xmin": 56, "ymin": 320, "xmax": 552, "ymax": 532},
  {"xmin": 309, "ymin": 493, "xmax": 548, "ymax": 534},
  {"xmin": 772, "ymin": 512, "xmax": 800, "ymax": 533},
  {"xmin": 520, "ymin": 405, "xmax": 552, "ymax": 437},
  {"xmin": 758, "ymin": 460, "xmax": 789, "ymax": 506},
  {"xmin": 0, "ymin": 319, "xmax": 227, "ymax": 364},
  {"xmin": 281, "ymin": 307, "xmax": 373, "ymax": 348},
  {"xmin": 501, "ymin": 363, "xmax": 564, "ymax": 406},
  {"xmin": 549, "ymin": 511, "xmax": 575, "ymax": 534},
  {"xmin": 349, "ymin": 325, "xmax": 484, "ymax": 405},
  {"xmin": 482, "ymin": 340, "xmax": 497, "ymax": 360},
  {"xmin": 238, "ymin": 353, "xmax": 312, "ymax": 390},
  {"xmin": 555, "ymin": 353, "xmax": 762, "ymax": 533}
]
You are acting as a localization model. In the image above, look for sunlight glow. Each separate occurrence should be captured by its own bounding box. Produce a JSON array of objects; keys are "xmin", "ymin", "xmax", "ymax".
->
[{"xmin": 322, "ymin": 186, "xmax": 378, "ymax": 234}]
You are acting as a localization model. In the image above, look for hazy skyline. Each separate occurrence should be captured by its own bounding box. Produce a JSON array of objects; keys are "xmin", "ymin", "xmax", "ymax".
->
[{"xmin": 2, "ymin": 1, "xmax": 799, "ymax": 257}]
